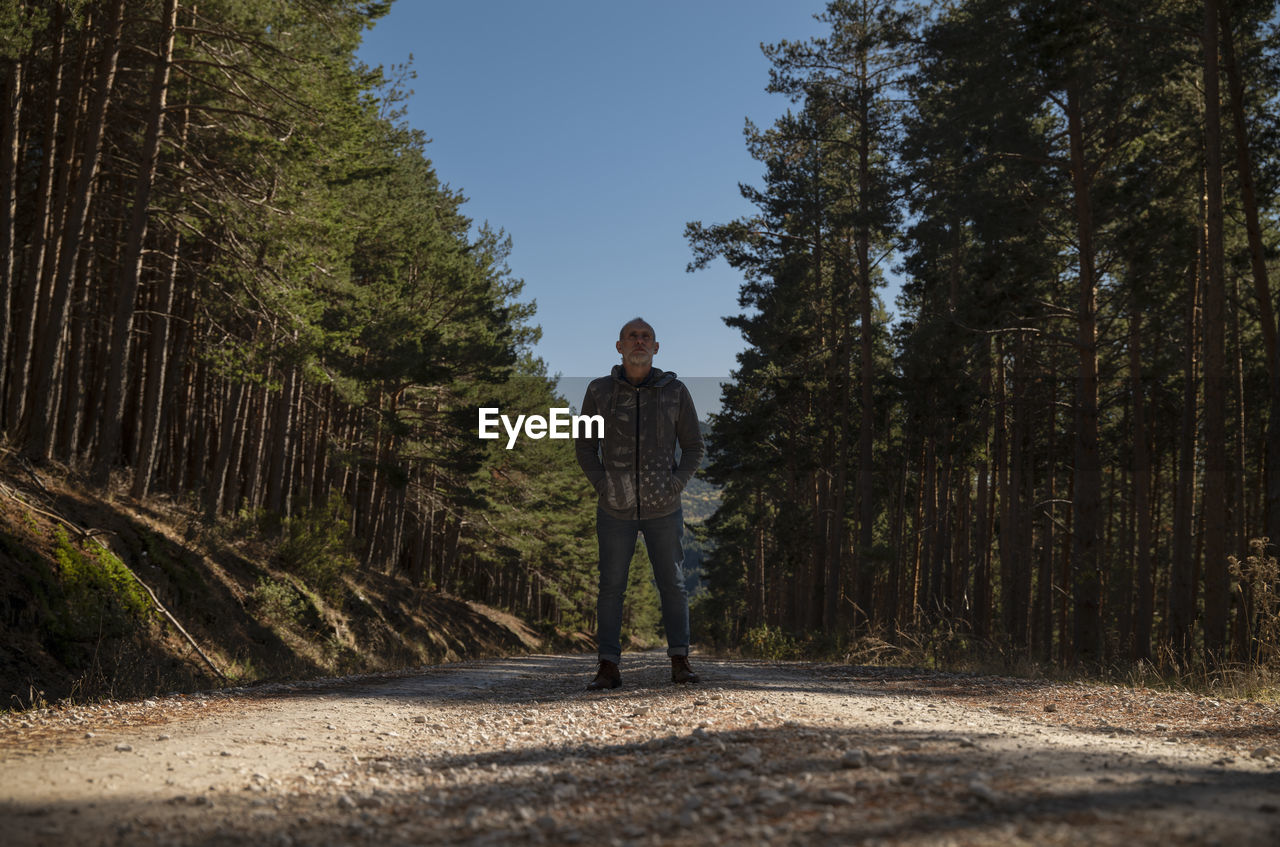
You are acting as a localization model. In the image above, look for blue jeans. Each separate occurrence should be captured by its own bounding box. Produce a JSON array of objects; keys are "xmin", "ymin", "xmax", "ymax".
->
[{"xmin": 595, "ymin": 507, "xmax": 690, "ymax": 664}]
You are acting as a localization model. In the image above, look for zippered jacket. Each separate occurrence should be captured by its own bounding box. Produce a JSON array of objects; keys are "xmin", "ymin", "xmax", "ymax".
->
[{"xmin": 575, "ymin": 365, "xmax": 705, "ymax": 520}]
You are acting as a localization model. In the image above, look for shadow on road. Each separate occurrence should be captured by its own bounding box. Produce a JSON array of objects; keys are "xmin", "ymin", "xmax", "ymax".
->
[{"xmin": 5, "ymin": 654, "xmax": 1278, "ymax": 846}]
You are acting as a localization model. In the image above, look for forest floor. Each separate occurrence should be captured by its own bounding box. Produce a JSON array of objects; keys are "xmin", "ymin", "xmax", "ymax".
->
[{"xmin": 2, "ymin": 652, "xmax": 1278, "ymax": 846}]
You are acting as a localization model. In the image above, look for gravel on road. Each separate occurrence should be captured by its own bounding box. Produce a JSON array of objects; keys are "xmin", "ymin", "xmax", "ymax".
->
[{"xmin": 2, "ymin": 653, "xmax": 1278, "ymax": 846}]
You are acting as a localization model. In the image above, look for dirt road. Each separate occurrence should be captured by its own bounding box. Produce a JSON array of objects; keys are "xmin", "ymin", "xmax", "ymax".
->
[{"xmin": 2, "ymin": 653, "xmax": 1278, "ymax": 845}]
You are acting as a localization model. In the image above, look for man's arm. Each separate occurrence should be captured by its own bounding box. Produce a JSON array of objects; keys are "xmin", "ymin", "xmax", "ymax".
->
[
  {"xmin": 672, "ymin": 384, "xmax": 704, "ymax": 489},
  {"xmin": 574, "ymin": 385, "xmax": 607, "ymax": 492}
]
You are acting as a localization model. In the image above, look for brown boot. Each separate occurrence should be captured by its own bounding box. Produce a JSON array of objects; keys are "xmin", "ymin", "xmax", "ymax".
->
[
  {"xmin": 671, "ymin": 655, "xmax": 700, "ymax": 684},
  {"xmin": 586, "ymin": 659, "xmax": 621, "ymax": 690}
]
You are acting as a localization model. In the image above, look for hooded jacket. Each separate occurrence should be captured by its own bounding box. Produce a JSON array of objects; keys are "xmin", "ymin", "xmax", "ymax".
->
[{"xmin": 575, "ymin": 365, "xmax": 705, "ymax": 520}]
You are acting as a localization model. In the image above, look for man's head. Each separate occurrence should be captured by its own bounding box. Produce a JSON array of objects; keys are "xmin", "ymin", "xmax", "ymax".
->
[{"xmin": 616, "ymin": 317, "xmax": 658, "ymax": 370}]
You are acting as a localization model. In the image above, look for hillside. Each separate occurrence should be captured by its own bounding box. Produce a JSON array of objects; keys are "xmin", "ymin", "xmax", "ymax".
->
[{"xmin": 0, "ymin": 452, "xmax": 563, "ymax": 708}]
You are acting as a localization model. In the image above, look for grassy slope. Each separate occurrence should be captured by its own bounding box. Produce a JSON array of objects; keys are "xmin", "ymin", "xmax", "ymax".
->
[{"xmin": 0, "ymin": 456, "xmax": 554, "ymax": 710}]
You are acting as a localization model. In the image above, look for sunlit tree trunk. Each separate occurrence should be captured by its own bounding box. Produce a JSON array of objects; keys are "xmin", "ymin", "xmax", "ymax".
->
[{"xmin": 0, "ymin": 56, "xmax": 21, "ymax": 410}]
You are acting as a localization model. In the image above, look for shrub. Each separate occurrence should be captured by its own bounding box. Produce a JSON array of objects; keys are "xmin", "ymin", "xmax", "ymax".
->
[
  {"xmin": 1229, "ymin": 537, "xmax": 1280, "ymax": 667},
  {"xmin": 741, "ymin": 623, "xmax": 801, "ymax": 660},
  {"xmin": 278, "ymin": 494, "xmax": 357, "ymax": 603},
  {"xmin": 249, "ymin": 577, "xmax": 303, "ymax": 627}
]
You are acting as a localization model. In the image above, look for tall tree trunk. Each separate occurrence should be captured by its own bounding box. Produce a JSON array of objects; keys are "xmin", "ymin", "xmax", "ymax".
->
[
  {"xmin": 95, "ymin": 0, "xmax": 180, "ymax": 483},
  {"xmin": 1130, "ymin": 291, "xmax": 1155, "ymax": 661},
  {"xmin": 0, "ymin": 57, "xmax": 21, "ymax": 411},
  {"xmin": 57, "ymin": 226, "xmax": 96, "ymax": 460},
  {"xmin": 206, "ymin": 380, "xmax": 245, "ymax": 517},
  {"xmin": 854, "ymin": 58, "xmax": 876, "ymax": 633},
  {"xmin": 1218, "ymin": 4, "xmax": 1274, "ymax": 365},
  {"xmin": 131, "ymin": 224, "xmax": 182, "ymax": 498},
  {"xmin": 26, "ymin": 0, "xmax": 126, "ymax": 459},
  {"xmin": 6, "ymin": 10, "xmax": 66, "ymax": 433},
  {"xmin": 1221, "ymin": 9, "xmax": 1280, "ymax": 568},
  {"xmin": 1038, "ymin": 375, "xmax": 1058, "ymax": 662},
  {"xmin": 266, "ymin": 365, "xmax": 299, "ymax": 515},
  {"xmin": 1201, "ymin": 0, "xmax": 1229, "ymax": 659},
  {"xmin": 972, "ymin": 354, "xmax": 994, "ymax": 640},
  {"xmin": 1170, "ymin": 259, "xmax": 1202, "ymax": 663},
  {"xmin": 1066, "ymin": 83, "xmax": 1103, "ymax": 664}
]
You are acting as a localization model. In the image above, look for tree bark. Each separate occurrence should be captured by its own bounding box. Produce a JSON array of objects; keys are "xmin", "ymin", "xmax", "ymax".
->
[
  {"xmin": 1130, "ymin": 290, "xmax": 1155, "ymax": 661},
  {"xmin": 26, "ymin": 0, "xmax": 126, "ymax": 459},
  {"xmin": 0, "ymin": 57, "xmax": 21, "ymax": 411},
  {"xmin": 1066, "ymin": 83, "xmax": 1103, "ymax": 665},
  {"xmin": 1170, "ymin": 257, "xmax": 1202, "ymax": 663},
  {"xmin": 95, "ymin": 0, "xmax": 180, "ymax": 483},
  {"xmin": 266, "ymin": 365, "xmax": 299, "ymax": 515},
  {"xmin": 6, "ymin": 9, "xmax": 66, "ymax": 433},
  {"xmin": 207, "ymin": 380, "xmax": 246, "ymax": 517},
  {"xmin": 1201, "ymin": 0, "xmax": 1229, "ymax": 659}
]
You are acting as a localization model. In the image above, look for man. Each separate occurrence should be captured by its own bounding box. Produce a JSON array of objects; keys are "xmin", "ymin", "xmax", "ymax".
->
[{"xmin": 575, "ymin": 317, "xmax": 705, "ymax": 689}]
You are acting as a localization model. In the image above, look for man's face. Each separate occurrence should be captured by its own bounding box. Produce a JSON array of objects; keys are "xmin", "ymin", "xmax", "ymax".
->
[{"xmin": 616, "ymin": 323, "xmax": 658, "ymax": 368}]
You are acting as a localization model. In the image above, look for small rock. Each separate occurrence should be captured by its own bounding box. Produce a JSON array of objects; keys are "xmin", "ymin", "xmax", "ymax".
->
[
  {"xmin": 413, "ymin": 716, "xmax": 426, "ymax": 724},
  {"xmin": 1250, "ymin": 746, "xmax": 1274, "ymax": 760},
  {"xmin": 817, "ymin": 790, "xmax": 856, "ymax": 806},
  {"xmin": 841, "ymin": 749, "xmax": 868, "ymax": 769},
  {"xmin": 738, "ymin": 746, "xmax": 763, "ymax": 767},
  {"xmin": 336, "ymin": 794, "xmax": 356, "ymax": 810},
  {"xmin": 968, "ymin": 781, "xmax": 998, "ymax": 804},
  {"xmin": 114, "ymin": 743, "xmax": 133, "ymax": 752},
  {"xmin": 1044, "ymin": 703, "xmax": 1057, "ymax": 713},
  {"xmin": 156, "ymin": 734, "xmax": 171, "ymax": 741},
  {"xmin": 312, "ymin": 760, "xmax": 327, "ymax": 770},
  {"xmin": 83, "ymin": 732, "xmax": 95, "ymax": 739},
  {"xmin": 755, "ymin": 789, "xmax": 785, "ymax": 805},
  {"xmin": 356, "ymin": 795, "xmax": 383, "ymax": 809},
  {"xmin": 873, "ymin": 755, "xmax": 900, "ymax": 771}
]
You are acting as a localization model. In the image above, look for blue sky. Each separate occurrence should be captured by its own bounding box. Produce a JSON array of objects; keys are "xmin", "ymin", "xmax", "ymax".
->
[{"xmin": 355, "ymin": 1, "xmax": 834, "ymax": 412}]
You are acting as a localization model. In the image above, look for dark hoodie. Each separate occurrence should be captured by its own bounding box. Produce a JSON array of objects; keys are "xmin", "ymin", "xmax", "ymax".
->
[{"xmin": 575, "ymin": 365, "xmax": 705, "ymax": 520}]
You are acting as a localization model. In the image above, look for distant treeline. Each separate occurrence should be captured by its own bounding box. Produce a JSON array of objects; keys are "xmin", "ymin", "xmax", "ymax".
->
[
  {"xmin": 0, "ymin": 2, "xmax": 597, "ymax": 631},
  {"xmin": 689, "ymin": 0, "xmax": 1280, "ymax": 667}
]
